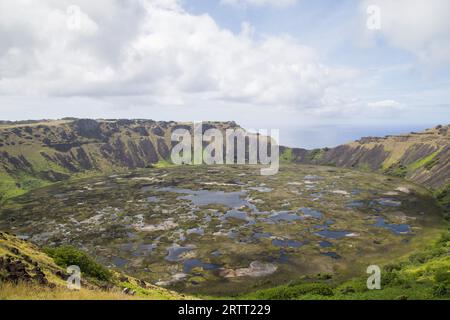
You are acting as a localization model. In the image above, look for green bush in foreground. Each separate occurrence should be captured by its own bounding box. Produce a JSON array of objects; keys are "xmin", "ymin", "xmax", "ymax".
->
[
  {"xmin": 45, "ymin": 245, "xmax": 112, "ymax": 281},
  {"xmin": 432, "ymin": 284, "xmax": 448, "ymax": 297},
  {"xmin": 245, "ymin": 282, "xmax": 334, "ymax": 300}
]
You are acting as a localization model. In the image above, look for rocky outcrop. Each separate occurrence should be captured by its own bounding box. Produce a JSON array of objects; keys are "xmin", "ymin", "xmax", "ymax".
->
[
  {"xmin": 157, "ymin": 138, "xmax": 170, "ymax": 159},
  {"xmin": 321, "ymin": 144, "xmax": 390, "ymax": 171},
  {"xmin": 74, "ymin": 119, "xmax": 103, "ymax": 139},
  {"xmin": 0, "ymin": 257, "xmax": 33, "ymax": 283},
  {"xmin": 0, "ymin": 243, "xmax": 51, "ymax": 286}
]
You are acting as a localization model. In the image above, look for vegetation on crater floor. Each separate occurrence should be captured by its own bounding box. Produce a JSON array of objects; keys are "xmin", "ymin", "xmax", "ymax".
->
[
  {"xmin": 0, "ymin": 164, "xmax": 446, "ymax": 298},
  {"xmin": 231, "ymin": 226, "xmax": 450, "ymax": 300}
]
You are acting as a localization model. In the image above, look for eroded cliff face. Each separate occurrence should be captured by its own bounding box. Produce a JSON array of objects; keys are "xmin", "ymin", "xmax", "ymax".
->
[
  {"xmin": 0, "ymin": 119, "xmax": 239, "ymax": 200},
  {"xmin": 287, "ymin": 125, "xmax": 449, "ymax": 190}
]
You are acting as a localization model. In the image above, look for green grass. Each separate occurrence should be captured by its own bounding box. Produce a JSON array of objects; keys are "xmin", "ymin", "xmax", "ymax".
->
[
  {"xmin": 0, "ymin": 171, "xmax": 54, "ymax": 205},
  {"xmin": 384, "ymin": 162, "xmax": 408, "ymax": 178},
  {"xmin": 239, "ymin": 282, "xmax": 334, "ymax": 300},
  {"xmin": 408, "ymin": 150, "xmax": 441, "ymax": 171},
  {"xmin": 153, "ymin": 159, "xmax": 175, "ymax": 168},
  {"xmin": 0, "ymin": 172, "xmax": 22, "ymax": 203},
  {"xmin": 0, "ymin": 282, "xmax": 144, "ymax": 300},
  {"xmin": 435, "ymin": 184, "xmax": 450, "ymax": 212},
  {"xmin": 383, "ymin": 150, "xmax": 441, "ymax": 178},
  {"xmin": 16, "ymin": 175, "xmax": 48, "ymax": 190},
  {"xmin": 357, "ymin": 163, "xmax": 372, "ymax": 172}
]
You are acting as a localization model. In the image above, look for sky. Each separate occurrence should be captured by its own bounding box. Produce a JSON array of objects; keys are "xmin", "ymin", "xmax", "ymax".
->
[{"xmin": 0, "ymin": 0, "xmax": 449, "ymax": 148}]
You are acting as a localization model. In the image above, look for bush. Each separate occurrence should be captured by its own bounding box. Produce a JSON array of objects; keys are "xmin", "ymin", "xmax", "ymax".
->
[
  {"xmin": 339, "ymin": 286, "xmax": 356, "ymax": 294},
  {"xmin": 408, "ymin": 248, "xmax": 445, "ymax": 264},
  {"xmin": 254, "ymin": 282, "xmax": 334, "ymax": 300},
  {"xmin": 434, "ymin": 268, "xmax": 450, "ymax": 284},
  {"xmin": 432, "ymin": 284, "xmax": 448, "ymax": 297},
  {"xmin": 382, "ymin": 271, "xmax": 399, "ymax": 286},
  {"xmin": 436, "ymin": 230, "xmax": 450, "ymax": 245},
  {"xmin": 45, "ymin": 245, "xmax": 111, "ymax": 281},
  {"xmin": 315, "ymin": 273, "xmax": 333, "ymax": 280},
  {"xmin": 383, "ymin": 263, "xmax": 403, "ymax": 273}
]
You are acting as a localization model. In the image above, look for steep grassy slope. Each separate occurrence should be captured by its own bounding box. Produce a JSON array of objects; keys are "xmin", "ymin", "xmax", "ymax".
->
[
  {"xmin": 0, "ymin": 231, "xmax": 192, "ymax": 300},
  {"xmin": 0, "ymin": 119, "xmax": 239, "ymax": 202},
  {"xmin": 283, "ymin": 125, "xmax": 449, "ymax": 205}
]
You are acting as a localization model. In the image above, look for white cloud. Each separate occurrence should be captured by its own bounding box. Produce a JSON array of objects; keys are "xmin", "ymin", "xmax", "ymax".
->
[
  {"xmin": 362, "ymin": 0, "xmax": 450, "ymax": 66},
  {"xmin": 220, "ymin": 0, "xmax": 297, "ymax": 8},
  {"xmin": 0, "ymin": 0, "xmax": 359, "ymax": 117},
  {"xmin": 367, "ymin": 100, "xmax": 403, "ymax": 109}
]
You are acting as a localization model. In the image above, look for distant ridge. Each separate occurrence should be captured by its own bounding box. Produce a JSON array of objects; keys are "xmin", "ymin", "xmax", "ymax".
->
[
  {"xmin": 282, "ymin": 124, "xmax": 449, "ymax": 189},
  {"xmin": 0, "ymin": 118, "xmax": 239, "ymax": 201}
]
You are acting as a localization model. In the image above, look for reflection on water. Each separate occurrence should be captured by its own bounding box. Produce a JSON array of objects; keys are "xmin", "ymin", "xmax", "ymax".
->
[
  {"xmin": 253, "ymin": 232, "xmax": 272, "ymax": 240},
  {"xmin": 316, "ymin": 229, "xmax": 352, "ymax": 239},
  {"xmin": 346, "ymin": 201, "xmax": 364, "ymax": 208},
  {"xmin": 183, "ymin": 259, "xmax": 221, "ymax": 273},
  {"xmin": 321, "ymin": 252, "xmax": 341, "ymax": 260},
  {"xmin": 187, "ymin": 227, "xmax": 204, "ymax": 236},
  {"xmin": 374, "ymin": 218, "xmax": 410, "ymax": 234},
  {"xmin": 268, "ymin": 211, "xmax": 303, "ymax": 222},
  {"xmin": 299, "ymin": 208, "xmax": 323, "ymax": 219},
  {"xmin": 373, "ymin": 198, "xmax": 402, "ymax": 207},
  {"xmin": 304, "ymin": 175, "xmax": 324, "ymax": 181},
  {"xmin": 112, "ymin": 256, "xmax": 128, "ymax": 267},
  {"xmin": 249, "ymin": 187, "xmax": 273, "ymax": 193},
  {"xmin": 221, "ymin": 210, "xmax": 253, "ymax": 222},
  {"xmin": 319, "ymin": 241, "xmax": 333, "ymax": 248},
  {"xmin": 165, "ymin": 245, "xmax": 195, "ymax": 262},
  {"xmin": 272, "ymin": 239, "xmax": 304, "ymax": 248},
  {"xmin": 144, "ymin": 186, "xmax": 255, "ymax": 209},
  {"xmin": 211, "ymin": 250, "xmax": 222, "ymax": 257},
  {"xmin": 147, "ymin": 196, "xmax": 159, "ymax": 203}
]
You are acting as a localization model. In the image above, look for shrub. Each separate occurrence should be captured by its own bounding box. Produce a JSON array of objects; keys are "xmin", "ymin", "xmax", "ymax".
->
[
  {"xmin": 382, "ymin": 269, "xmax": 412, "ymax": 287},
  {"xmin": 432, "ymin": 284, "xmax": 448, "ymax": 297},
  {"xmin": 383, "ymin": 263, "xmax": 403, "ymax": 273},
  {"xmin": 385, "ymin": 163, "xmax": 408, "ymax": 178},
  {"xmin": 435, "ymin": 184, "xmax": 450, "ymax": 213},
  {"xmin": 253, "ymin": 282, "xmax": 334, "ymax": 300},
  {"xmin": 45, "ymin": 245, "xmax": 111, "ymax": 281},
  {"xmin": 434, "ymin": 268, "xmax": 450, "ymax": 285},
  {"xmin": 339, "ymin": 286, "xmax": 356, "ymax": 294},
  {"xmin": 436, "ymin": 230, "xmax": 450, "ymax": 245},
  {"xmin": 315, "ymin": 273, "xmax": 333, "ymax": 280}
]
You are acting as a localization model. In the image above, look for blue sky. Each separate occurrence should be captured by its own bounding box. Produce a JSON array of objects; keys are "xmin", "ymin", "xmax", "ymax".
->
[{"xmin": 0, "ymin": 0, "xmax": 449, "ymax": 147}]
